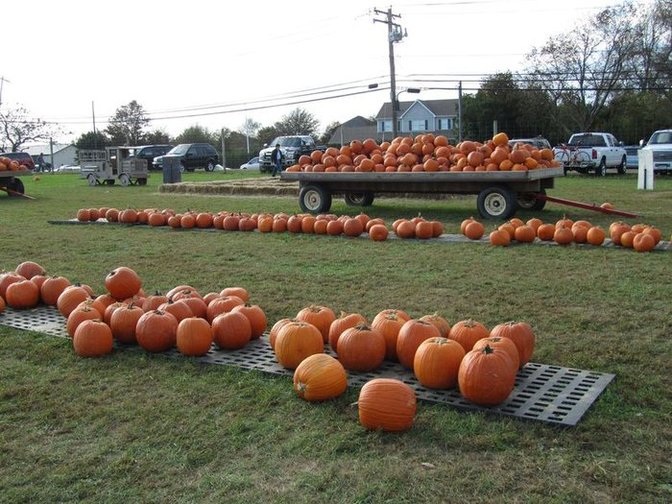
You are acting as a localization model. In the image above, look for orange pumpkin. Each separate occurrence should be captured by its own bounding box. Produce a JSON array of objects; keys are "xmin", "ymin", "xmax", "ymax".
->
[
  {"xmin": 449, "ymin": 319, "xmax": 489, "ymax": 352},
  {"xmin": 413, "ymin": 337, "xmax": 465, "ymax": 389},
  {"xmin": 274, "ymin": 321, "xmax": 324, "ymax": 370},
  {"xmin": 293, "ymin": 353, "xmax": 348, "ymax": 402},
  {"xmin": 5, "ymin": 279, "xmax": 40, "ymax": 309},
  {"xmin": 105, "ymin": 266, "xmax": 142, "ymax": 300},
  {"xmin": 418, "ymin": 313, "xmax": 451, "ymax": 338},
  {"xmin": 40, "ymin": 276, "xmax": 72, "ymax": 306},
  {"xmin": 328, "ymin": 312, "xmax": 367, "ymax": 351},
  {"xmin": 296, "ymin": 305, "xmax": 336, "ymax": 343},
  {"xmin": 176, "ymin": 317, "xmax": 213, "ymax": 356},
  {"xmin": 57, "ymin": 286, "xmax": 91, "ymax": 318},
  {"xmin": 458, "ymin": 344, "xmax": 517, "ymax": 405},
  {"xmin": 212, "ymin": 311, "xmax": 252, "ymax": 350},
  {"xmin": 110, "ymin": 303, "xmax": 145, "ymax": 344},
  {"xmin": 358, "ymin": 378, "xmax": 416, "ymax": 432},
  {"xmin": 15, "ymin": 261, "xmax": 46, "ymax": 280},
  {"xmin": 336, "ymin": 324, "xmax": 386, "ymax": 372},
  {"xmin": 396, "ymin": 319, "xmax": 441, "ymax": 370},
  {"xmin": 472, "ymin": 336, "xmax": 520, "ymax": 372},
  {"xmin": 490, "ymin": 321, "xmax": 535, "ymax": 366},
  {"xmin": 66, "ymin": 306, "xmax": 102, "ymax": 338},
  {"xmin": 72, "ymin": 320, "xmax": 114, "ymax": 358},
  {"xmin": 135, "ymin": 309, "xmax": 178, "ymax": 353}
]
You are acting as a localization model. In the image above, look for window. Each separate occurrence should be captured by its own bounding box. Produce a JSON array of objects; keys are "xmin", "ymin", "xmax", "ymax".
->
[
  {"xmin": 410, "ymin": 119, "xmax": 427, "ymax": 132},
  {"xmin": 378, "ymin": 120, "xmax": 392, "ymax": 133},
  {"xmin": 438, "ymin": 118, "xmax": 453, "ymax": 130}
]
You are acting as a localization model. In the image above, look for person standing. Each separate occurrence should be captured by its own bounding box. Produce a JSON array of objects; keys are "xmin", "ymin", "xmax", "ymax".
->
[
  {"xmin": 271, "ymin": 143, "xmax": 284, "ymax": 177},
  {"xmin": 37, "ymin": 153, "xmax": 46, "ymax": 172}
]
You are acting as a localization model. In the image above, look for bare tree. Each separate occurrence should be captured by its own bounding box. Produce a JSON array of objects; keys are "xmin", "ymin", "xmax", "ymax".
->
[{"xmin": 0, "ymin": 105, "xmax": 61, "ymax": 152}]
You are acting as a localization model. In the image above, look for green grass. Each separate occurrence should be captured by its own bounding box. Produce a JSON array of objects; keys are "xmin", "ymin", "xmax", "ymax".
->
[{"xmin": 1, "ymin": 171, "xmax": 671, "ymax": 503}]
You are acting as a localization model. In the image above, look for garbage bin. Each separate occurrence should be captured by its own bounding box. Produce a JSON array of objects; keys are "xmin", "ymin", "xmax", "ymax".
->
[{"xmin": 162, "ymin": 155, "xmax": 182, "ymax": 184}]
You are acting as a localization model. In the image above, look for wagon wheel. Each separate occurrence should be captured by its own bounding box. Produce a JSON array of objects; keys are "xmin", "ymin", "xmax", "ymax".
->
[
  {"xmin": 344, "ymin": 191, "xmax": 374, "ymax": 207},
  {"xmin": 6, "ymin": 178, "xmax": 25, "ymax": 196},
  {"xmin": 119, "ymin": 174, "xmax": 130, "ymax": 187},
  {"xmin": 517, "ymin": 189, "xmax": 546, "ymax": 211},
  {"xmin": 477, "ymin": 186, "xmax": 517, "ymax": 220},
  {"xmin": 299, "ymin": 185, "xmax": 332, "ymax": 214},
  {"xmin": 87, "ymin": 174, "xmax": 98, "ymax": 187},
  {"xmin": 137, "ymin": 178, "xmax": 147, "ymax": 186}
]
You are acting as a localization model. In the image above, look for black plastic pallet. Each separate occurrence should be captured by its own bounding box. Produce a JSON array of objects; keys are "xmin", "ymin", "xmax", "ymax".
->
[{"xmin": 0, "ymin": 306, "xmax": 615, "ymax": 426}]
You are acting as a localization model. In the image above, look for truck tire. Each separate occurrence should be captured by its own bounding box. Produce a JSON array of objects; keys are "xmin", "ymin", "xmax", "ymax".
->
[
  {"xmin": 344, "ymin": 191, "xmax": 374, "ymax": 207},
  {"xmin": 119, "ymin": 174, "xmax": 130, "ymax": 187},
  {"xmin": 517, "ymin": 189, "xmax": 546, "ymax": 211},
  {"xmin": 206, "ymin": 160, "xmax": 215, "ymax": 172},
  {"xmin": 6, "ymin": 178, "xmax": 24, "ymax": 196},
  {"xmin": 617, "ymin": 156, "xmax": 627, "ymax": 175},
  {"xmin": 87, "ymin": 174, "xmax": 97, "ymax": 186},
  {"xmin": 477, "ymin": 186, "xmax": 516, "ymax": 220},
  {"xmin": 595, "ymin": 158, "xmax": 607, "ymax": 177},
  {"xmin": 299, "ymin": 185, "xmax": 332, "ymax": 214}
]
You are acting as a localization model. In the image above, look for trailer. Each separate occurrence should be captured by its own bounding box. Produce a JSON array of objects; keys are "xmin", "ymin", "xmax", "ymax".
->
[
  {"xmin": 281, "ymin": 168, "xmax": 564, "ymax": 219},
  {"xmin": 0, "ymin": 169, "xmax": 32, "ymax": 198},
  {"xmin": 79, "ymin": 147, "xmax": 149, "ymax": 187}
]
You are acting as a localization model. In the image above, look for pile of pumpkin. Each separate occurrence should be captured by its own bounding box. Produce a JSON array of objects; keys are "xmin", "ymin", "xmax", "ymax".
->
[
  {"xmin": 0, "ymin": 157, "xmax": 29, "ymax": 172},
  {"xmin": 284, "ymin": 132, "xmax": 562, "ymax": 173},
  {"xmin": 270, "ymin": 305, "xmax": 535, "ymax": 432},
  {"xmin": 0, "ymin": 261, "xmax": 266, "ymax": 357},
  {"xmin": 73, "ymin": 207, "xmax": 449, "ymax": 242},
  {"xmin": 460, "ymin": 215, "xmax": 663, "ymax": 252}
]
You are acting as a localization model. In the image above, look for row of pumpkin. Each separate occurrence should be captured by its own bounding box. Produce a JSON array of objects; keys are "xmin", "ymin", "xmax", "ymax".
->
[
  {"xmin": 1, "ymin": 261, "xmax": 535, "ymax": 432},
  {"xmin": 285, "ymin": 132, "xmax": 562, "ymax": 173}
]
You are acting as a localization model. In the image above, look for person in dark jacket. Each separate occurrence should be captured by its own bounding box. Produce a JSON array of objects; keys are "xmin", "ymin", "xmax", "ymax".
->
[{"xmin": 271, "ymin": 144, "xmax": 284, "ymax": 177}]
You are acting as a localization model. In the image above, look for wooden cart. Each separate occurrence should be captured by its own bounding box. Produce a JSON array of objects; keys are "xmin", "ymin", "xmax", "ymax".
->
[
  {"xmin": 0, "ymin": 169, "xmax": 32, "ymax": 198},
  {"xmin": 281, "ymin": 168, "xmax": 564, "ymax": 219}
]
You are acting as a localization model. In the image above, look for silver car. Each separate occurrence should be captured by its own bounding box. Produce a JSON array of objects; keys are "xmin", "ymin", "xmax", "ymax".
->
[{"xmin": 240, "ymin": 156, "xmax": 260, "ymax": 170}]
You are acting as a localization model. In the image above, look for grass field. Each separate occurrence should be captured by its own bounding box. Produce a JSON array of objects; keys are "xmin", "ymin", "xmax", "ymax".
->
[{"xmin": 1, "ymin": 170, "xmax": 671, "ymax": 503}]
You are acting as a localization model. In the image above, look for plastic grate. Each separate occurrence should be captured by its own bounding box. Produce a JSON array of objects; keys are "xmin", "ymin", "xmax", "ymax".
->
[{"xmin": 1, "ymin": 306, "xmax": 614, "ymax": 426}]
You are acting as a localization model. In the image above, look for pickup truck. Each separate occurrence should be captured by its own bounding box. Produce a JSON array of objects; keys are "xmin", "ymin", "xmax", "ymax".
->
[
  {"xmin": 258, "ymin": 135, "xmax": 323, "ymax": 173},
  {"xmin": 640, "ymin": 129, "xmax": 672, "ymax": 174},
  {"xmin": 554, "ymin": 132, "xmax": 627, "ymax": 176}
]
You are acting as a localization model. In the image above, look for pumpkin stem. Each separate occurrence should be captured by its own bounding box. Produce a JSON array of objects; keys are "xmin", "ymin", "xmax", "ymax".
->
[{"xmin": 482, "ymin": 344, "xmax": 494, "ymax": 355}]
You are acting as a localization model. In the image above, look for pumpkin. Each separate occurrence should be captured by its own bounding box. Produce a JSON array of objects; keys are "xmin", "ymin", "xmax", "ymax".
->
[
  {"xmin": 219, "ymin": 287, "xmax": 249, "ymax": 303},
  {"xmin": 490, "ymin": 321, "xmax": 535, "ymax": 367},
  {"xmin": 419, "ymin": 313, "xmax": 451, "ymax": 338},
  {"xmin": 293, "ymin": 354, "xmax": 347, "ymax": 402},
  {"xmin": 0, "ymin": 272, "xmax": 25, "ymax": 300},
  {"xmin": 15, "ymin": 261, "xmax": 46, "ymax": 280},
  {"xmin": 72, "ymin": 320, "xmax": 114, "ymax": 358},
  {"xmin": 135, "ymin": 309, "xmax": 178, "ymax": 353},
  {"xmin": 536, "ymin": 223, "xmax": 555, "ymax": 241},
  {"xmin": 449, "ymin": 319, "xmax": 489, "ymax": 352},
  {"xmin": 232, "ymin": 304, "xmax": 267, "ymax": 339},
  {"xmin": 40, "ymin": 276, "xmax": 71, "ymax": 305},
  {"xmin": 56, "ymin": 285, "xmax": 91, "ymax": 318},
  {"xmin": 142, "ymin": 292, "xmax": 169, "ymax": 312},
  {"xmin": 296, "ymin": 305, "xmax": 335, "ymax": 343},
  {"xmin": 343, "ymin": 218, "xmax": 364, "ymax": 237},
  {"xmin": 176, "ymin": 317, "xmax": 214, "ymax": 356},
  {"xmin": 492, "ymin": 132, "xmax": 509, "ymax": 147},
  {"xmin": 472, "ymin": 336, "xmax": 520, "ymax": 372},
  {"xmin": 413, "ymin": 337, "xmax": 465, "ymax": 389},
  {"xmin": 176, "ymin": 295, "xmax": 208, "ymax": 319},
  {"xmin": 104, "ymin": 301, "xmax": 127, "ymax": 325},
  {"xmin": 489, "ymin": 228, "xmax": 511, "ymax": 246},
  {"xmin": 158, "ymin": 300, "xmax": 194, "ymax": 322},
  {"xmin": 269, "ymin": 318, "xmax": 296, "ymax": 350},
  {"xmin": 206, "ymin": 295, "xmax": 245, "ymax": 322},
  {"xmin": 553, "ymin": 227, "xmax": 574, "ymax": 245},
  {"xmin": 5, "ymin": 279, "xmax": 40, "ymax": 309},
  {"xmin": 336, "ymin": 324, "xmax": 386, "ymax": 372},
  {"xmin": 458, "ymin": 344, "xmax": 517, "ymax": 405},
  {"xmin": 371, "ymin": 311, "xmax": 405, "ymax": 361},
  {"xmin": 513, "ymin": 225, "xmax": 536, "ymax": 243},
  {"xmin": 66, "ymin": 303, "xmax": 102, "ymax": 337},
  {"xmin": 396, "ymin": 319, "xmax": 441, "ymax": 370},
  {"xmin": 75, "ymin": 298, "xmax": 106, "ymax": 318},
  {"xmin": 358, "ymin": 378, "xmax": 416, "ymax": 432},
  {"xmin": 212, "ymin": 311, "xmax": 252, "ymax": 350},
  {"xmin": 368, "ymin": 224, "xmax": 389, "ymax": 241},
  {"xmin": 0, "ymin": 296, "xmax": 4, "ymax": 313},
  {"xmin": 110, "ymin": 303, "xmax": 145, "ymax": 344},
  {"xmin": 633, "ymin": 232, "xmax": 656, "ymax": 253},
  {"xmin": 274, "ymin": 321, "xmax": 324, "ymax": 370},
  {"xmin": 105, "ymin": 266, "xmax": 142, "ymax": 300},
  {"xmin": 328, "ymin": 312, "xmax": 367, "ymax": 351},
  {"xmin": 464, "ymin": 220, "xmax": 485, "ymax": 240}
]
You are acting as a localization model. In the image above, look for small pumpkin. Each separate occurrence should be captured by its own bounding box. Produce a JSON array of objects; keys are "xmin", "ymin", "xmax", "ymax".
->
[
  {"xmin": 67, "ymin": 305, "xmax": 102, "ymax": 338},
  {"xmin": 293, "ymin": 353, "xmax": 347, "ymax": 402},
  {"xmin": 176, "ymin": 317, "xmax": 214, "ymax": 356},
  {"xmin": 358, "ymin": 378, "xmax": 416, "ymax": 432},
  {"xmin": 371, "ymin": 311, "xmax": 405, "ymax": 361},
  {"xmin": 419, "ymin": 313, "xmax": 451, "ymax": 338},
  {"xmin": 57, "ymin": 286, "xmax": 91, "ymax": 318},
  {"xmin": 206, "ymin": 295, "xmax": 245, "ymax": 322},
  {"xmin": 72, "ymin": 320, "xmax": 114, "ymax": 358},
  {"xmin": 232, "ymin": 304, "xmax": 267, "ymax": 339},
  {"xmin": 458, "ymin": 344, "xmax": 517, "ymax": 405},
  {"xmin": 413, "ymin": 337, "xmax": 465, "ymax": 389},
  {"xmin": 40, "ymin": 276, "xmax": 72, "ymax": 306},
  {"xmin": 269, "ymin": 318, "xmax": 296, "ymax": 350}
]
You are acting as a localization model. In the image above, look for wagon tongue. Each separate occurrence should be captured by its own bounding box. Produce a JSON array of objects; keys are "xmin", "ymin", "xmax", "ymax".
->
[{"xmin": 537, "ymin": 194, "xmax": 638, "ymax": 218}]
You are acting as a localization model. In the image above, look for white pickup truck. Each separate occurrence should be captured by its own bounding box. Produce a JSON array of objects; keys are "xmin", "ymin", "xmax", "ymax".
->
[
  {"xmin": 554, "ymin": 132, "xmax": 627, "ymax": 176},
  {"xmin": 640, "ymin": 129, "xmax": 672, "ymax": 174}
]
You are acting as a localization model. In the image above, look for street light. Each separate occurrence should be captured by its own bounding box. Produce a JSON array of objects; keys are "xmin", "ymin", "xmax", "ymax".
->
[{"xmin": 392, "ymin": 88, "xmax": 421, "ymax": 138}]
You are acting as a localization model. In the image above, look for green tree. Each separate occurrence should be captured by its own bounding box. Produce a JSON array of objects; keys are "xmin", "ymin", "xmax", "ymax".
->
[
  {"xmin": 143, "ymin": 129, "xmax": 171, "ymax": 145},
  {"xmin": 273, "ymin": 108, "xmax": 319, "ymax": 137},
  {"xmin": 319, "ymin": 121, "xmax": 341, "ymax": 146},
  {"xmin": 74, "ymin": 130, "xmax": 112, "ymax": 150},
  {"xmin": 0, "ymin": 105, "xmax": 61, "ymax": 152},
  {"xmin": 173, "ymin": 125, "xmax": 218, "ymax": 145},
  {"xmin": 257, "ymin": 126, "xmax": 279, "ymax": 147},
  {"xmin": 105, "ymin": 100, "xmax": 150, "ymax": 145}
]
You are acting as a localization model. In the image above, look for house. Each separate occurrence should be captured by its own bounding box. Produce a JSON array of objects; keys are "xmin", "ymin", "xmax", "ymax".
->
[
  {"xmin": 327, "ymin": 116, "xmax": 378, "ymax": 146},
  {"xmin": 375, "ymin": 99, "xmax": 459, "ymax": 141},
  {"xmin": 24, "ymin": 143, "xmax": 78, "ymax": 169}
]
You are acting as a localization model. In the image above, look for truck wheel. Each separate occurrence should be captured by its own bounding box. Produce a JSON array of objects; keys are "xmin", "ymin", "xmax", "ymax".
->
[
  {"xmin": 595, "ymin": 159, "xmax": 607, "ymax": 177},
  {"xmin": 206, "ymin": 161, "xmax": 215, "ymax": 172},
  {"xmin": 119, "ymin": 174, "xmax": 130, "ymax": 187},
  {"xmin": 299, "ymin": 185, "xmax": 332, "ymax": 214},
  {"xmin": 477, "ymin": 186, "xmax": 516, "ymax": 220},
  {"xmin": 517, "ymin": 190, "xmax": 546, "ymax": 211},
  {"xmin": 87, "ymin": 174, "xmax": 97, "ymax": 186},
  {"xmin": 344, "ymin": 191, "xmax": 374, "ymax": 207},
  {"xmin": 6, "ymin": 178, "xmax": 24, "ymax": 196},
  {"xmin": 617, "ymin": 156, "xmax": 627, "ymax": 175}
]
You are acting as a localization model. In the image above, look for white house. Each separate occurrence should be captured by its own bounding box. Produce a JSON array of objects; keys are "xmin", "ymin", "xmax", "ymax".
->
[
  {"xmin": 375, "ymin": 99, "xmax": 459, "ymax": 141},
  {"xmin": 24, "ymin": 143, "xmax": 77, "ymax": 169}
]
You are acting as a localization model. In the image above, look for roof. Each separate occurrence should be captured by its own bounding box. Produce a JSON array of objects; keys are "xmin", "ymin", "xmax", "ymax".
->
[
  {"xmin": 376, "ymin": 99, "xmax": 458, "ymax": 119},
  {"xmin": 23, "ymin": 143, "xmax": 75, "ymax": 156}
]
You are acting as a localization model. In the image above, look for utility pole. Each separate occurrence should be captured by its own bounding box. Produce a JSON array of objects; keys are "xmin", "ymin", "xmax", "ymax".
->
[
  {"xmin": 458, "ymin": 81, "xmax": 463, "ymax": 143},
  {"xmin": 0, "ymin": 76, "xmax": 10, "ymax": 110},
  {"xmin": 373, "ymin": 7, "xmax": 407, "ymax": 139}
]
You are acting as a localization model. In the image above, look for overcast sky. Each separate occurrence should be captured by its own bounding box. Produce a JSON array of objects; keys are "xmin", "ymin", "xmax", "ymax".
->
[{"xmin": 2, "ymin": 0, "xmax": 635, "ymax": 143}]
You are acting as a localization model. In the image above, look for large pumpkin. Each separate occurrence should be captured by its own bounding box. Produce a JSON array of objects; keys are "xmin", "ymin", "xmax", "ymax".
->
[
  {"xmin": 212, "ymin": 311, "xmax": 252, "ymax": 350},
  {"xmin": 176, "ymin": 317, "xmax": 214, "ymax": 356},
  {"xmin": 56, "ymin": 285, "xmax": 91, "ymax": 318},
  {"xmin": 296, "ymin": 305, "xmax": 336, "ymax": 343},
  {"xmin": 458, "ymin": 344, "xmax": 517, "ymax": 405},
  {"xmin": 274, "ymin": 321, "xmax": 324, "ymax": 370},
  {"xmin": 232, "ymin": 304, "xmax": 267, "ymax": 339},
  {"xmin": 15, "ymin": 261, "xmax": 46, "ymax": 280},
  {"xmin": 72, "ymin": 320, "xmax": 114, "ymax": 358},
  {"xmin": 110, "ymin": 303, "xmax": 145, "ymax": 344},
  {"xmin": 105, "ymin": 266, "xmax": 142, "ymax": 300},
  {"xmin": 336, "ymin": 324, "xmax": 386, "ymax": 372},
  {"xmin": 413, "ymin": 337, "xmax": 465, "ymax": 389},
  {"xmin": 396, "ymin": 319, "xmax": 441, "ymax": 370},
  {"xmin": 293, "ymin": 353, "xmax": 347, "ymax": 402},
  {"xmin": 5, "ymin": 279, "xmax": 40, "ymax": 309},
  {"xmin": 449, "ymin": 319, "xmax": 489, "ymax": 352},
  {"xmin": 358, "ymin": 378, "xmax": 416, "ymax": 432},
  {"xmin": 489, "ymin": 321, "xmax": 535, "ymax": 367},
  {"xmin": 40, "ymin": 276, "xmax": 71, "ymax": 305},
  {"xmin": 472, "ymin": 336, "xmax": 520, "ymax": 372},
  {"xmin": 135, "ymin": 309, "xmax": 178, "ymax": 353}
]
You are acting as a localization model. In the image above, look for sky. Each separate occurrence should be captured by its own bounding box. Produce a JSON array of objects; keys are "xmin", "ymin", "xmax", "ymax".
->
[{"xmin": 1, "ymin": 0, "xmax": 639, "ymax": 144}]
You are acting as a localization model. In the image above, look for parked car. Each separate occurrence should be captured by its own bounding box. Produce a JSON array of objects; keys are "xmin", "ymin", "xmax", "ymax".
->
[
  {"xmin": 240, "ymin": 156, "xmax": 260, "ymax": 170},
  {"xmin": 624, "ymin": 145, "xmax": 640, "ymax": 169},
  {"xmin": 508, "ymin": 137, "xmax": 552, "ymax": 150},
  {"xmin": 133, "ymin": 144, "xmax": 173, "ymax": 170},
  {"xmin": 0, "ymin": 151, "xmax": 35, "ymax": 170},
  {"xmin": 640, "ymin": 129, "xmax": 672, "ymax": 174},
  {"xmin": 152, "ymin": 143, "xmax": 219, "ymax": 172}
]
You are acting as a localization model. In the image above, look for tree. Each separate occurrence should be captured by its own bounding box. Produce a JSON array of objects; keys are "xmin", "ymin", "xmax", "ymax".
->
[
  {"xmin": 143, "ymin": 129, "xmax": 171, "ymax": 145},
  {"xmin": 257, "ymin": 125, "xmax": 279, "ymax": 147},
  {"xmin": 273, "ymin": 108, "xmax": 319, "ymax": 137},
  {"xmin": 74, "ymin": 130, "xmax": 112, "ymax": 150},
  {"xmin": 525, "ymin": 2, "xmax": 638, "ymax": 132},
  {"xmin": 173, "ymin": 125, "xmax": 218, "ymax": 145},
  {"xmin": 319, "ymin": 121, "xmax": 341, "ymax": 146},
  {"xmin": 238, "ymin": 118, "xmax": 261, "ymax": 155},
  {"xmin": 0, "ymin": 105, "xmax": 61, "ymax": 152},
  {"xmin": 105, "ymin": 100, "xmax": 149, "ymax": 145}
]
